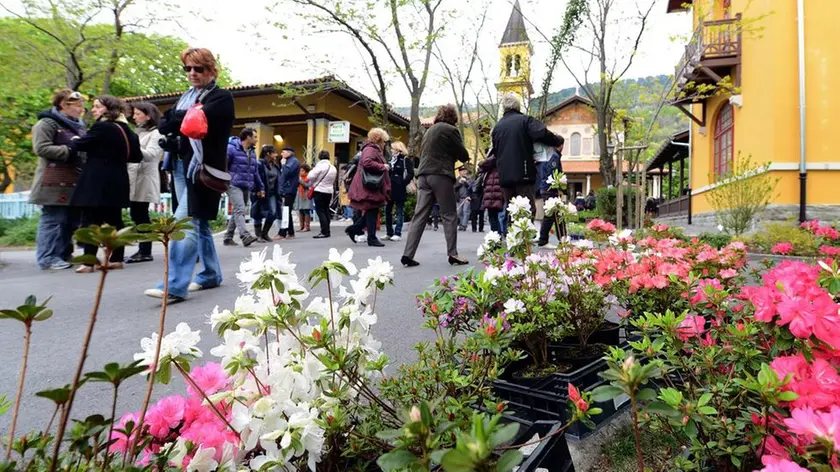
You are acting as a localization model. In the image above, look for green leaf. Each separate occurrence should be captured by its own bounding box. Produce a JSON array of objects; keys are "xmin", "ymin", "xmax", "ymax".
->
[
  {"xmin": 33, "ymin": 309, "xmax": 52, "ymax": 321},
  {"xmin": 697, "ymin": 393, "xmax": 712, "ymax": 407},
  {"xmin": 590, "ymin": 385, "xmax": 624, "ymax": 402},
  {"xmin": 489, "ymin": 423, "xmax": 519, "ymax": 449},
  {"xmin": 637, "ymin": 388, "xmax": 657, "ymax": 402},
  {"xmin": 375, "ymin": 428, "xmax": 404, "ymax": 440},
  {"xmin": 430, "ymin": 450, "xmax": 446, "ymax": 464},
  {"xmin": 645, "ymin": 401, "xmax": 679, "ymax": 417},
  {"xmin": 440, "ymin": 449, "xmax": 474, "ymax": 472},
  {"xmin": 778, "ymin": 391, "xmax": 798, "ymax": 402},
  {"xmin": 377, "ymin": 450, "xmax": 417, "ymax": 471},
  {"xmin": 495, "ymin": 450, "xmax": 523, "ymax": 472},
  {"xmin": 697, "ymin": 406, "xmax": 717, "ymax": 415},
  {"xmin": 72, "ymin": 254, "xmax": 99, "ymax": 265}
]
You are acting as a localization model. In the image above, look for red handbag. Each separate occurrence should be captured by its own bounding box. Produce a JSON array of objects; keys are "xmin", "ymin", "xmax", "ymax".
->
[{"xmin": 180, "ymin": 104, "xmax": 208, "ymax": 139}]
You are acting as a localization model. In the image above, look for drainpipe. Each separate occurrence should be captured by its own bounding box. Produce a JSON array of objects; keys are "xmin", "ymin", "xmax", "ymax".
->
[{"xmin": 797, "ymin": 0, "xmax": 807, "ymax": 223}]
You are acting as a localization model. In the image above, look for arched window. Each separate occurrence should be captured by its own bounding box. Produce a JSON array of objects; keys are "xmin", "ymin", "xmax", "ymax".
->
[
  {"xmin": 713, "ymin": 103, "xmax": 734, "ymax": 179},
  {"xmin": 570, "ymin": 132, "xmax": 581, "ymax": 157}
]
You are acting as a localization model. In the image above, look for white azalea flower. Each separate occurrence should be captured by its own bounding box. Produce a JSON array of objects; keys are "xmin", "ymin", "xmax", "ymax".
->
[
  {"xmin": 359, "ymin": 256, "xmax": 394, "ymax": 288},
  {"xmin": 566, "ymin": 202, "xmax": 578, "ymax": 214},
  {"xmin": 477, "ymin": 244, "xmax": 486, "ymax": 257},
  {"xmin": 572, "ymin": 239, "xmax": 595, "ymax": 249},
  {"xmin": 208, "ymin": 306, "xmax": 234, "ymax": 330},
  {"xmin": 503, "ymin": 298, "xmax": 526, "ymax": 314},
  {"xmin": 483, "ymin": 266, "xmax": 505, "ymax": 284},
  {"xmin": 210, "ymin": 329, "xmax": 261, "ymax": 373},
  {"xmin": 484, "ymin": 231, "xmax": 502, "ymax": 245},
  {"xmin": 543, "ymin": 197, "xmax": 562, "ymax": 216},
  {"xmin": 186, "ymin": 446, "xmax": 218, "ymax": 472},
  {"xmin": 507, "ymin": 195, "xmax": 532, "ymax": 217},
  {"xmin": 134, "ymin": 323, "xmax": 201, "ymax": 372},
  {"xmin": 327, "ymin": 248, "xmax": 358, "ymax": 287}
]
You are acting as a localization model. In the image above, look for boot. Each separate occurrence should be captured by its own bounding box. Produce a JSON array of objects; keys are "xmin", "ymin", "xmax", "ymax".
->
[
  {"xmin": 303, "ymin": 214, "xmax": 312, "ymax": 232},
  {"xmin": 261, "ymin": 222, "xmax": 272, "ymax": 242},
  {"xmin": 254, "ymin": 224, "xmax": 264, "ymax": 243}
]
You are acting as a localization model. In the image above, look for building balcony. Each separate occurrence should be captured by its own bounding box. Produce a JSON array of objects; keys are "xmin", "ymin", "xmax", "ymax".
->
[{"xmin": 673, "ymin": 15, "xmax": 742, "ymax": 109}]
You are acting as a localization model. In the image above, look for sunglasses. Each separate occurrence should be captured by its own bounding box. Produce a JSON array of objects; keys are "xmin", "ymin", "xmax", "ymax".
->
[{"xmin": 183, "ymin": 65, "xmax": 205, "ymax": 73}]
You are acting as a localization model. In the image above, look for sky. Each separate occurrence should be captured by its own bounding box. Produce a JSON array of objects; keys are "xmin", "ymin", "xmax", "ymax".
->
[{"xmin": 3, "ymin": 0, "xmax": 692, "ymax": 107}]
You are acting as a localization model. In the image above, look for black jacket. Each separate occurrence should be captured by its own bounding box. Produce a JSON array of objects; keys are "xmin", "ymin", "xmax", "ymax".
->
[
  {"xmin": 69, "ymin": 120, "xmax": 142, "ymax": 208},
  {"xmin": 160, "ymin": 85, "xmax": 235, "ymax": 220},
  {"xmin": 389, "ymin": 152, "xmax": 415, "ymax": 202},
  {"xmin": 418, "ymin": 122, "xmax": 469, "ymax": 180},
  {"xmin": 491, "ymin": 110, "xmax": 561, "ymax": 188}
]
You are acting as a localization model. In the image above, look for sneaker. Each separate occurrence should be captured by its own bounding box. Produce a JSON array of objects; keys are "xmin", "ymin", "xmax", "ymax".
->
[
  {"xmin": 125, "ymin": 253, "xmax": 154, "ymax": 264},
  {"xmin": 242, "ymin": 235, "xmax": 259, "ymax": 247},
  {"xmin": 355, "ymin": 235, "xmax": 366, "ymax": 243},
  {"xmin": 383, "ymin": 235, "xmax": 392, "ymax": 241},
  {"xmin": 223, "ymin": 239, "xmax": 237, "ymax": 246},
  {"xmin": 390, "ymin": 235, "xmax": 401, "ymax": 242},
  {"xmin": 48, "ymin": 261, "xmax": 73, "ymax": 270},
  {"xmin": 188, "ymin": 282, "xmax": 203, "ymax": 292},
  {"xmin": 144, "ymin": 288, "xmax": 164, "ymax": 299}
]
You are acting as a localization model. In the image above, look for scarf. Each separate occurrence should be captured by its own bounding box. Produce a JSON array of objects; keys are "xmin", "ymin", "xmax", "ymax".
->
[
  {"xmin": 45, "ymin": 108, "xmax": 86, "ymax": 133},
  {"xmin": 175, "ymin": 82, "xmax": 216, "ymax": 182}
]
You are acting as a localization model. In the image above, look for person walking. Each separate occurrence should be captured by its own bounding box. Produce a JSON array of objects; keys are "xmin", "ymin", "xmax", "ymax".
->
[
  {"xmin": 401, "ymin": 104, "xmax": 470, "ymax": 267},
  {"xmin": 126, "ymin": 101, "xmax": 164, "ymax": 263},
  {"xmin": 537, "ymin": 142, "xmax": 567, "ymax": 247},
  {"xmin": 251, "ymin": 145, "xmax": 279, "ymax": 242},
  {"xmin": 346, "ymin": 128, "xmax": 391, "ymax": 247},
  {"xmin": 478, "ymin": 152, "xmax": 504, "ymax": 234},
  {"xmin": 308, "ymin": 150, "xmax": 337, "ymax": 239},
  {"xmin": 223, "ymin": 128, "xmax": 263, "ymax": 247},
  {"xmin": 275, "ymin": 146, "xmax": 300, "ymax": 240},
  {"xmin": 585, "ymin": 189, "xmax": 597, "ymax": 211},
  {"xmin": 30, "ymin": 89, "xmax": 87, "ymax": 270},
  {"xmin": 144, "ymin": 47, "xmax": 235, "ymax": 303},
  {"xmin": 295, "ymin": 164, "xmax": 312, "ymax": 232},
  {"xmin": 454, "ymin": 165, "xmax": 472, "ymax": 231},
  {"xmin": 469, "ymin": 174, "xmax": 485, "ymax": 233},
  {"xmin": 69, "ymin": 95, "xmax": 142, "ymax": 273},
  {"xmin": 491, "ymin": 93, "xmax": 562, "ymax": 216},
  {"xmin": 339, "ymin": 164, "xmax": 353, "ymax": 221},
  {"xmin": 384, "ymin": 141, "xmax": 413, "ymax": 241}
]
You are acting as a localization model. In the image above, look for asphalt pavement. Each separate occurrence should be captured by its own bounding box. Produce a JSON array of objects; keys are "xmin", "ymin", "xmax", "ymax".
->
[{"xmin": 0, "ymin": 221, "xmax": 488, "ymax": 437}]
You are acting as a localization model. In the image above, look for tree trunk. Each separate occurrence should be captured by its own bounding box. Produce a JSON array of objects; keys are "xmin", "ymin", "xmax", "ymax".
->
[
  {"xmin": 598, "ymin": 110, "xmax": 615, "ymax": 186},
  {"xmin": 408, "ymin": 96, "xmax": 422, "ymax": 158}
]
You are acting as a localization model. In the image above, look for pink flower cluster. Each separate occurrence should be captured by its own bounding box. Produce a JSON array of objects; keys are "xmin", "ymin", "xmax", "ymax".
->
[
  {"xmin": 772, "ymin": 242, "xmax": 794, "ymax": 255},
  {"xmin": 110, "ymin": 362, "xmax": 236, "ymax": 467},
  {"xmin": 586, "ymin": 218, "xmax": 616, "ymax": 236},
  {"xmin": 802, "ymin": 220, "xmax": 840, "ymax": 241},
  {"xmin": 746, "ymin": 261, "xmax": 840, "ymax": 349}
]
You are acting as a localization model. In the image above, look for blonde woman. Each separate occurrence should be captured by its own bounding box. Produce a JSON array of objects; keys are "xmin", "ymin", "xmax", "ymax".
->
[{"xmin": 346, "ymin": 128, "xmax": 391, "ymax": 247}]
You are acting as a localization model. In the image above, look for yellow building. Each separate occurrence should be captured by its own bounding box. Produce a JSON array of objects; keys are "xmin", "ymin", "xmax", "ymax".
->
[
  {"xmin": 666, "ymin": 0, "xmax": 840, "ymax": 223},
  {"xmin": 496, "ymin": 0, "xmax": 534, "ymax": 112},
  {"xmin": 124, "ymin": 76, "xmax": 409, "ymax": 165}
]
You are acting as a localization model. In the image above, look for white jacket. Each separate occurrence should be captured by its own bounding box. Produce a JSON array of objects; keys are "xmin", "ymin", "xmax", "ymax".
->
[
  {"xmin": 128, "ymin": 127, "xmax": 163, "ymax": 203},
  {"xmin": 307, "ymin": 159, "xmax": 337, "ymax": 195}
]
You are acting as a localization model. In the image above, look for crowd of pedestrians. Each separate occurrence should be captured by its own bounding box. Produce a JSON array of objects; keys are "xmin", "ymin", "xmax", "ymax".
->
[{"xmin": 28, "ymin": 44, "xmax": 567, "ymax": 303}]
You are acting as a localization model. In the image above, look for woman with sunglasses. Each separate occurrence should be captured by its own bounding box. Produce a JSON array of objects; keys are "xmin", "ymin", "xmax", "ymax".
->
[
  {"xmin": 144, "ymin": 47, "xmax": 235, "ymax": 304},
  {"xmin": 68, "ymin": 95, "xmax": 142, "ymax": 273}
]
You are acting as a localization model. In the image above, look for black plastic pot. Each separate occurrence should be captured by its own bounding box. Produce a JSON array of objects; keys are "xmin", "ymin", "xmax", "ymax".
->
[
  {"xmin": 515, "ymin": 421, "xmax": 576, "ymax": 472},
  {"xmin": 589, "ymin": 321, "xmax": 621, "ymax": 346}
]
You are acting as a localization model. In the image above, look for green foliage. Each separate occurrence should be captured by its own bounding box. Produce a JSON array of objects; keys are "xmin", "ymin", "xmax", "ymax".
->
[
  {"xmin": 747, "ymin": 221, "xmax": 818, "ymax": 256},
  {"xmin": 697, "ymin": 232, "xmax": 733, "ymax": 250},
  {"xmin": 0, "ymin": 89, "xmax": 52, "ymax": 190},
  {"xmin": 597, "ymin": 187, "xmax": 642, "ymax": 224},
  {"xmin": 595, "ymin": 423, "xmax": 682, "ymax": 472},
  {"xmin": 0, "ymin": 394, "xmax": 9, "ymax": 416},
  {"xmin": 0, "ymin": 215, "xmax": 39, "ymax": 246},
  {"xmin": 707, "ymin": 154, "xmax": 780, "ymax": 236}
]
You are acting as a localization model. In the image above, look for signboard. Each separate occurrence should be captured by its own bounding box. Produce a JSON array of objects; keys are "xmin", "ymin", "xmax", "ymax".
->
[{"xmin": 328, "ymin": 121, "xmax": 351, "ymax": 143}]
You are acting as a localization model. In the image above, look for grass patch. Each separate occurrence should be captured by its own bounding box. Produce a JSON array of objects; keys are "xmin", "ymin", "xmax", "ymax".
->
[
  {"xmin": 591, "ymin": 423, "xmax": 683, "ymax": 472},
  {"xmin": 0, "ymin": 216, "xmax": 39, "ymax": 246}
]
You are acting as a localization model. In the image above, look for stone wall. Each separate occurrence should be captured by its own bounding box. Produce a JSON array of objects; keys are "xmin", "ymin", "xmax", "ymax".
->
[{"xmin": 655, "ymin": 204, "xmax": 840, "ymax": 234}]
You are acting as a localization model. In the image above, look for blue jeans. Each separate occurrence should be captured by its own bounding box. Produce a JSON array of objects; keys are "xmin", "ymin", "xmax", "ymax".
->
[
  {"xmin": 343, "ymin": 206, "xmax": 353, "ymax": 219},
  {"xmin": 157, "ymin": 159, "xmax": 222, "ymax": 298},
  {"xmin": 253, "ymin": 195, "xmax": 277, "ymax": 229},
  {"xmin": 35, "ymin": 205, "xmax": 77, "ymax": 269},
  {"xmin": 385, "ymin": 200, "xmax": 404, "ymax": 237},
  {"xmin": 457, "ymin": 199, "xmax": 470, "ymax": 228},
  {"xmin": 499, "ymin": 208, "xmax": 508, "ymax": 236}
]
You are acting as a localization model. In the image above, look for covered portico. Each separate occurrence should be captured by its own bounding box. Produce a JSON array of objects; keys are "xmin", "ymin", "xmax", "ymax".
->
[{"xmin": 645, "ymin": 130, "xmax": 690, "ymax": 219}]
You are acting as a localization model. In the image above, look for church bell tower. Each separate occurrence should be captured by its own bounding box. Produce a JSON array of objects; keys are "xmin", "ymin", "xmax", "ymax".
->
[{"xmin": 496, "ymin": 0, "xmax": 534, "ymax": 114}]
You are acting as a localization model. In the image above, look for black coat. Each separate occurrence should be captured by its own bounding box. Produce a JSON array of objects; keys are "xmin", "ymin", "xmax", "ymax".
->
[
  {"xmin": 389, "ymin": 152, "xmax": 415, "ymax": 203},
  {"xmin": 491, "ymin": 110, "xmax": 562, "ymax": 188},
  {"xmin": 160, "ymin": 85, "xmax": 235, "ymax": 220},
  {"xmin": 479, "ymin": 157, "xmax": 504, "ymax": 211},
  {"xmin": 69, "ymin": 120, "xmax": 142, "ymax": 208}
]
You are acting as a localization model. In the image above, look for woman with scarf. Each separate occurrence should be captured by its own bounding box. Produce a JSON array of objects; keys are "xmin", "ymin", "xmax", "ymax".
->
[
  {"xmin": 30, "ymin": 89, "xmax": 88, "ymax": 270},
  {"xmin": 295, "ymin": 164, "xmax": 312, "ymax": 232},
  {"xmin": 143, "ymin": 48, "xmax": 235, "ymax": 303},
  {"xmin": 69, "ymin": 95, "xmax": 142, "ymax": 273}
]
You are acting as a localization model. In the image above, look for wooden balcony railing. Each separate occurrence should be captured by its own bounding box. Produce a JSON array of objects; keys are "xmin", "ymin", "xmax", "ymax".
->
[{"xmin": 676, "ymin": 14, "xmax": 742, "ymax": 79}]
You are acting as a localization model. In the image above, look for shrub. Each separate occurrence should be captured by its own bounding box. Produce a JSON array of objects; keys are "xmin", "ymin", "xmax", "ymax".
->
[
  {"xmin": 0, "ymin": 216, "xmax": 39, "ymax": 246},
  {"xmin": 706, "ymin": 154, "xmax": 779, "ymax": 236},
  {"xmin": 748, "ymin": 221, "xmax": 817, "ymax": 256},
  {"xmin": 697, "ymin": 232, "xmax": 732, "ymax": 249},
  {"xmin": 596, "ymin": 187, "xmax": 617, "ymax": 222}
]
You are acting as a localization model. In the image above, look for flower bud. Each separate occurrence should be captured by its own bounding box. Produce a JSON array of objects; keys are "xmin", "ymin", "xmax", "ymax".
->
[
  {"xmin": 410, "ymin": 406, "xmax": 421, "ymax": 423},
  {"xmin": 313, "ymin": 329, "xmax": 322, "ymax": 342}
]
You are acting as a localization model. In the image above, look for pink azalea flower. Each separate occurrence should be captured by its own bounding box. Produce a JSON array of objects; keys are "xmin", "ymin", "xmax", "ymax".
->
[
  {"xmin": 187, "ymin": 362, "xmax": 230, "ymax": 397},
  {"xmin": 758, "ymin": 456, "xmax": 810, "ymax": 472},
  {"xmin": 772, "ymin": 242, "xmax": 794, "ymax": 255},
  {"xmin": 109, "ymin": 412, "xmax": 139, "ymax": 453},
  {"xmin": 145, "ymin": 395, "xmax": 186, "ymax": 439},
  {"xmin": 783, "ymin": 406, "xmax": 840, "ymax": 450},
  {"xmin": 677, "ymin": 315, "xmax": 706, "ymax": 341},
  {"xmin": 720, "ymin": 268, "xmax": 738, "ymax": 279},
  {"xmin": 820, "ymin": 245, "xmax": 840, "ymax": 257}
]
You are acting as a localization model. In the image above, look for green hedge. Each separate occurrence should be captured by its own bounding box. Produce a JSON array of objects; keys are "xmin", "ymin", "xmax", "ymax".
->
[
  {"xmin": 595, "ymin": 186, "xmax": 642, "ymax": 224},
  {"xmin": 0, "ymin": 216, "xmax": 39, "ymax": 246}
]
